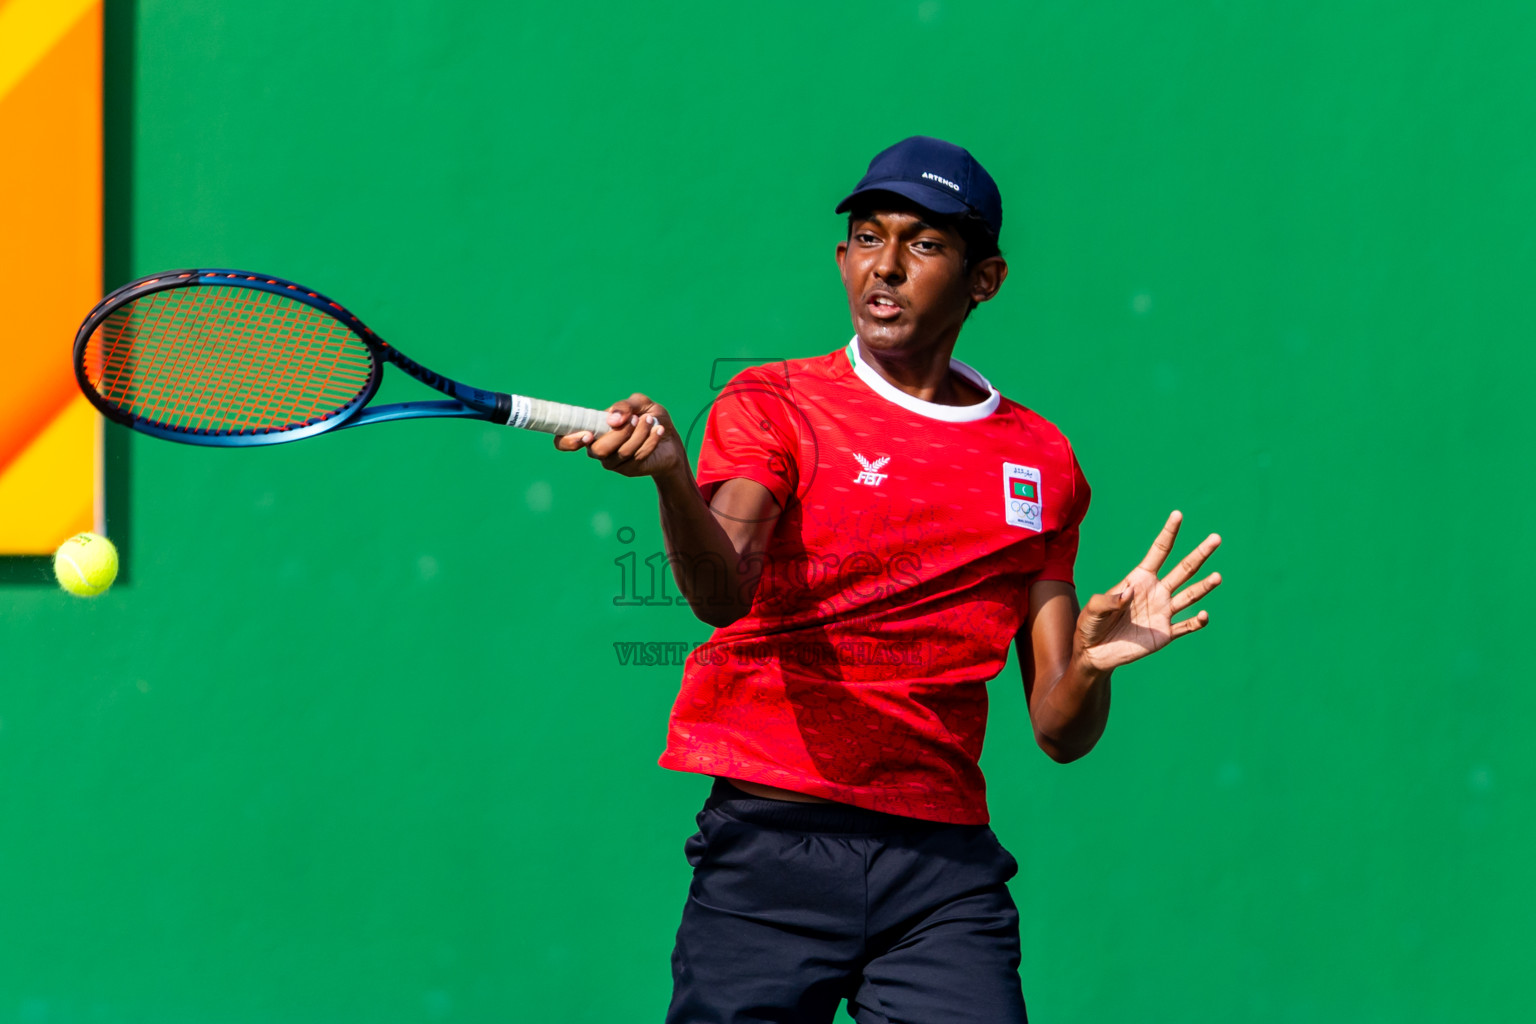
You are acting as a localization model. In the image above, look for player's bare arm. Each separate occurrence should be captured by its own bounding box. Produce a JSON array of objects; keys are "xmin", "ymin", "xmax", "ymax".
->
[
  {"xmin": 553, "ymin": 394, "xmax": 778, "ymax": 627},
  {"xmin": 1018, "ymin": 510, "xmax": 1222, "ymax": 762}
]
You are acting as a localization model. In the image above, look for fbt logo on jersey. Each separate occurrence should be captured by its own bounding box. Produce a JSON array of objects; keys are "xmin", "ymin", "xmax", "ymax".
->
[
  {"xmin": 854, "ymin": 454, "xmax": 890, "ymax": 486},
  {"xmin": 1003, "ymin": 462, "xmax": 1043, "ymax": 531}
]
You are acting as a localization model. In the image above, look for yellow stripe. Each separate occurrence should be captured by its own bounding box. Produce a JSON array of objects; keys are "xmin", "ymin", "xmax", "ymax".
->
[
  {"xmin": 0, "ymin": 395, "xmax": 98, "ymax": 554},
  {"xmin": 0, "ymin": 0, "xmax": 98, "ymax": 103}
]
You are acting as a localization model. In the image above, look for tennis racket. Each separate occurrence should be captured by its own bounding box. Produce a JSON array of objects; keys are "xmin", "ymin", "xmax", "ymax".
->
[{"xmin": 72, "ymin": 269, "xmax": 613, "ymax": 447}]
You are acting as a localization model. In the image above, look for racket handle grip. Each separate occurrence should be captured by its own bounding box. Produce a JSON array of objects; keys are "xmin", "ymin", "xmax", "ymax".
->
[{"xmin": 505, "ymin": 395, "xmax": 613, "ymax": 437}]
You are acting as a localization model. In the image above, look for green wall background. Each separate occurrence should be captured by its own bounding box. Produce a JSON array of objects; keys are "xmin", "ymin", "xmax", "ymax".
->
[{"xmin": 3, "ymin": 1, "xmax": 1533, "ymax": 1020}]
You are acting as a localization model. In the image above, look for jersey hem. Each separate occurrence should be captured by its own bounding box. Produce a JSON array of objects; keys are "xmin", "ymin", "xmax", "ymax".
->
[{"xmin": 657, "ymin": 753, "xmax": 991, "ymax": 826}]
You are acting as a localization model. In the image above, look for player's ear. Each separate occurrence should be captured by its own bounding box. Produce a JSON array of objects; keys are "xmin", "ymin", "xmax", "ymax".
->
[{"xmin": 969, "ymin": 256, "xmax": 1008, "ymax": 306}]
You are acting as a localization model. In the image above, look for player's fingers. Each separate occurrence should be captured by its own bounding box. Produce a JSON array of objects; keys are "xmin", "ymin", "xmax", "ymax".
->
[
  {"xmin": 580, "ymin": 402, "xmax": 633, "ymax": 457},
  {"xmin": 631, "ymin": 416, "xmax": 666, "ymax": 462},
  {"xmin": 614, "ymin": 413, "xmax": 658, "ymax": 461},
  {"xmin": 1137, "ymin": 510, "xmax": 1184, "ymax": 573},
  {"xmin": 614, "ymin": 394, "xmax": 661, "ymax": 436},
  {"xmin": 1170, "ymin": 572, "xmax": 1222, "ymax": 613},
  {"xmin": 1170, "ymin": 609, "xmax": 1210, "ymax": 639},
  {"xmin": 643, "ymin": 404, "xmax": 674, "ymax": 435},
  {"xmin": 588, "ymin": 418, "xmax": 637, "ymax": 460},
  {"xmin": 1076, "ymin": 588, "xmax": 1130, "ymax": 644},
  {"xmin": 601, "ymin": 395, "xmax": 648, "ymax": 432},
  {"xmin": 1083, "ymin": 588, "xmax": 1131, "ymax": 616},
  {"xmin": 553, "ymin": 430, "xmax": 595, "ymax": 452},
  {"xmin": 1162, "ymin": 532, "xmax": 1223, "ymax": 591}
]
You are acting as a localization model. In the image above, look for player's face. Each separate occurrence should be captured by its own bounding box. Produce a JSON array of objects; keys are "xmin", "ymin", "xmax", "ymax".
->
[{"xmin": 836, "ymin": 208, "xmax": 997, "ymax": 357}]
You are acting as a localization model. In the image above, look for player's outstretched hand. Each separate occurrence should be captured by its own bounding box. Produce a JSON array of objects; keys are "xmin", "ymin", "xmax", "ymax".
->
[
  {"xmin": 1076, "ymin": 511, "xmax": 1222, "ymax": 673},
  {"xmin": 553, "ymin": 393, "xmax": 688, "ymax": 480}
]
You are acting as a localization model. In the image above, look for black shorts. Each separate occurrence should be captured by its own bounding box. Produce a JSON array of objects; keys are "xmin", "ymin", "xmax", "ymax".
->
[{"xmin": 667, "ymin": 779, "xmax": 1027, "ymax": 1024}]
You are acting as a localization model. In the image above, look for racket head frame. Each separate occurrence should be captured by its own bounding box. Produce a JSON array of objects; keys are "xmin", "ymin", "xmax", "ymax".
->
[
  {"xmin": 72, "ymin": 269, "xmax": 509, "ymax": 447},
  {"xmin": 74, "ymin": 269, "xmax": 386, "ymax": 446}
]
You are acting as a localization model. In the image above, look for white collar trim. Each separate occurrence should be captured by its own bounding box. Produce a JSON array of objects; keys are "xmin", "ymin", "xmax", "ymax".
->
[{"xmin": 846, "ymin": 337, "xmax": 1000, "ymax": 422}]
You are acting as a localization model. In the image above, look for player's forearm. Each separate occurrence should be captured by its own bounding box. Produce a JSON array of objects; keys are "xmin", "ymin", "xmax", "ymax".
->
[
  {"xmin": 654, "ymin": 468, "xmax": 760, "ymax": 628},
  {"xmin": 1030, "ymin": 654, "xmax": 1112, "ymax": 763}
]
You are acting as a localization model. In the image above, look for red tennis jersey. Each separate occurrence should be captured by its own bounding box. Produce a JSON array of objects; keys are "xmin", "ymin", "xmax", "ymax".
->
[{"xmin": 659, "ymin": 340, "xmax": 1090, "ymax": 824}]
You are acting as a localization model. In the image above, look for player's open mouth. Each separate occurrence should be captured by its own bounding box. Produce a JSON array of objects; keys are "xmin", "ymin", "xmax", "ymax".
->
[{"xmin": 866, "ymin": 295, "xmax": 903, "ymax": 320}]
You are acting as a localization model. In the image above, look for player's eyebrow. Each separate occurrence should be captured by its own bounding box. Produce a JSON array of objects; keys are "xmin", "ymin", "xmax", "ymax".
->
[{"xmin": 857, "ymin": 213, "xmax": 945, "ymax": 234}]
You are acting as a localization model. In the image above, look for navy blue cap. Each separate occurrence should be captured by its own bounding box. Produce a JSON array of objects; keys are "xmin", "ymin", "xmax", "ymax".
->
[{"xmin": 835, "ymin": 136, "xmax": 1003, "ymax": 239}]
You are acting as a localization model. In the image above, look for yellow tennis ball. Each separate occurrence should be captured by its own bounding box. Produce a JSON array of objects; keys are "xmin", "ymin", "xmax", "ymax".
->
[{"xmin": 54, "ymin": 532, "xmax": 119, "ymax": 598}]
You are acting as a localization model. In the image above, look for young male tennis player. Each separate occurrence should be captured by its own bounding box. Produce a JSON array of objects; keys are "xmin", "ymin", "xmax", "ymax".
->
[{"xmin": 557, "ymin": 136, "xmax": 1222, "ymax": 1023}]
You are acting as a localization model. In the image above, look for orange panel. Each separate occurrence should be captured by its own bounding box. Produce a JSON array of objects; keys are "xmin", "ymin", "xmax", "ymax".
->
[
  {"xmin": 0, "ymin": 2, "xmax": 101, "ymax": 553},
  {"xmin": 0, "ymin": 395, "xmax": 97, "ymax": 550}
]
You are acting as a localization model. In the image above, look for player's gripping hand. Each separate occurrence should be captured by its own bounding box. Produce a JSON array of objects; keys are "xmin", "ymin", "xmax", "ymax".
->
[{"xmin": 553, "ymin": 393, "xmax": 687, "ymax": 479}]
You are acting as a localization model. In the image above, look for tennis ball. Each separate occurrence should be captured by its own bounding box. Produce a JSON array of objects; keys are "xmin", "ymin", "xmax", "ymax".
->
[{"xmin": 54, "ymin": 532, "xmax": 119, "ymax": 598}]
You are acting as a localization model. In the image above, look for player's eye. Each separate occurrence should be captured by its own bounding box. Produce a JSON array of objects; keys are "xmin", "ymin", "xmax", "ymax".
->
[
  {"xmin": 913, "ymin": 239, "xmax": 944, "ymax": 253},
  {"xmin": 855, "ymin": 232, "xmax": 882, "ymax": 245}
]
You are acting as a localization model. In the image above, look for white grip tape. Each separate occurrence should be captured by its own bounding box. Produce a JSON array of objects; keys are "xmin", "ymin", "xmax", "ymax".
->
[{"xmin": 506, "ymin": 394, "xmax": 612, "ymax": 436}]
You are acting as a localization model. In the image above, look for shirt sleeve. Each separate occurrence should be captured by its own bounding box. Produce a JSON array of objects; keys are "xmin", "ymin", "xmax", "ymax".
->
[
  {"xmin": 694, "ymin": 369, "xmax": 801, "ymax": 509},
  {"xmin": 1036, "ymin": 446, "xmax": 1091, "ymax": 585}
]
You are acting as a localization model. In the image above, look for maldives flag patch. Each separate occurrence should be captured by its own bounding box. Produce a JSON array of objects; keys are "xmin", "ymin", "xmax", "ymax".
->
[{"xmin": 1003, "ymin": 462, "xmax": 1043, "ymax": 531}]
